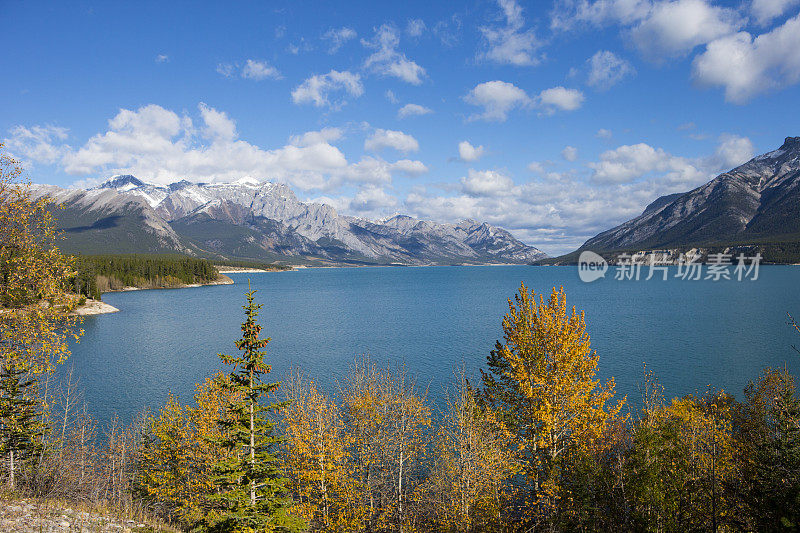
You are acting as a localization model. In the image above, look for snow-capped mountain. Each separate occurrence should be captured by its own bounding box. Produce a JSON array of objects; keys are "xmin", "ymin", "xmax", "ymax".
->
[
  {"xmin": 581, "ymin": 136, "xmax": 800, "ymax": 253},
  {"xmin": 34, "ymin": 176, "xmax": 547, "ymax": 265}
]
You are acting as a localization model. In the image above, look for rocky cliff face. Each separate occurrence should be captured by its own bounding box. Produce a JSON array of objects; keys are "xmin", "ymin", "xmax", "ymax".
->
[
  {"xmin": 582, "ymin": 137, "xmax": 800, "ymax": 252},
  {"xmin": 34, "ymin": 177, "xmax": 547, "ymax": 265}
]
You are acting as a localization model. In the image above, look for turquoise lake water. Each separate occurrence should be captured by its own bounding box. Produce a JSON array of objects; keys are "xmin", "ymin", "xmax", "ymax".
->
[{"xmin": 64, "ymin": 265, "xmax": 800, "ymax": 423}]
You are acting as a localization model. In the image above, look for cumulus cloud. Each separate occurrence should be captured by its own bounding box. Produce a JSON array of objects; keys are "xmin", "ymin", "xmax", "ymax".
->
[
  {"xmin": 10, "ymin": 103, "xmax": 430, "ymax": 192},
  {"xmin": 291, "ymin": 70, "xmax": 364, "ymax": 109},
  {"xmin": 397, "ymin": 103, "xmax": 433, "ymax": 118},
  {"xmin": 588, "ymin": 134, "xmax": 753, "ymax": 185},
  {"xmin": 751, "ymin": 0, "xmax": 800, "ymax": 25},
  {"xmin": 241, "ymin": 59, "xmax": 281, "ymax": 80},
  {"xmin": 460, "ymin": 169, "xmax": 515, "ymax": 196},
  {"xmin": 322, "ymin": 27, "xmax": 357, "ymax": 53},
  {"xmin": 550, "ymin": 0, "xmax": 651, "ymax": 31},
  {"xmin": 4, "ymin": 125, "xmax": 69, "ymax": 166},
  {"xmin": 631, "ymin": 0, "xmax": 742, "ymax": 60},
  {"xmin": 692, "ymin": 14, "xmax": 800, "ymax": 103},
  {"xmin": 537, "ymin": 86, "xmax": 585, "ymax": 113},
  {"xmin": 479, "ymin": 0, "xmax": 542, "ymax": 66},
  {"xmin": 364, "ymin": 129, "xmax": 420, "ymax": 153},
  {"xmin": 704, "ymin": 134, "xmax": 755, "ymax": 169},
  {"xmin": 561, "ymin": 146, "xmax": 579, "ymax": 161},
  {"xmin": 552, "ymin": 0, "xmax": 743, "ymax": 62},
  {"xmin": 289, "ymin": 127, "xmax": 343, "ymax": 147},
  {"xmin": 464, "ymin": 81, "xmax": 531, "ymax": 122},
  {"xmin": 363, "ymin": 25, "xmax": 427, "ymax": 85},
  {"xmin": 391, "ymin": 159, "xmax": 429, "ymax": 175},
  {"xmin": 588, "ymin": 143, "xmax": 699, "ymax": 183},
  {"xmin": 217, "ymin": 60, "xmax": 281, "ymax": 80},
  {"xmin": 458, "ymin": 141, "xmax": 485, "ymax": 162},
  {"xmin": 587, "ymin": 50, "xmax": 635, "ymax": 89}
]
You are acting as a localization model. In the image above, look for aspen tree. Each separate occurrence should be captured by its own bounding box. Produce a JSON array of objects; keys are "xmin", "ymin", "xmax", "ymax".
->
[{"xmin": 480, "ymin": 284, "xmax": 623, "ymax": 525}]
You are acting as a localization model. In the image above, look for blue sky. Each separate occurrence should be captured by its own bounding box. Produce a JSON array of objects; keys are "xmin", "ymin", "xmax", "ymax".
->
[{"xmin": 2, "ymin": 0, "xmax": 799, "ymax": 254}]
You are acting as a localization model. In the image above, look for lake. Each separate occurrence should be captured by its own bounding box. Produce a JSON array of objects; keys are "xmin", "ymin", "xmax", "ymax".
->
[{"xmin": 64, "ymin": 265, "xmax": 800, "ymax": 424}]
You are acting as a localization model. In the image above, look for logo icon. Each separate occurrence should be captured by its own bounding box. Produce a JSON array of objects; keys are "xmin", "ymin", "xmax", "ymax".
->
[{"xmin": 578, "ymin": 251, "xmax": 608, "ymax": 283}]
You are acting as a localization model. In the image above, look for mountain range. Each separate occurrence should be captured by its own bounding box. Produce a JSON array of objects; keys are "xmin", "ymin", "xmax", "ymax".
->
[
  {"xmin": 555, "ymin": 136, "xmax": 800, "ymax": 263},
  {"xmin": 32, "ymin": 177, "xmax": 547, "ymax": 266}
]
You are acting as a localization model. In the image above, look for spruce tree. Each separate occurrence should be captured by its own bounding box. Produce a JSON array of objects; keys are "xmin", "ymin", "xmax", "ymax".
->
[
  {"xmin": 0, "ymin": 362, "xmax": 42, "ymax": 490},
  {"xmin": 209, "ymin": 285, "xmax": 303, "ymax": 533}
]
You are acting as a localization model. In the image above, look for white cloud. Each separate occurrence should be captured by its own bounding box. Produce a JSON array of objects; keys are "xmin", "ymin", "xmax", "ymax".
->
[
  {"xmin": 587, "ymin": 50, "xmax": 635, "ymax": 89},
  {"xmin": 751, "ymin": 0, "xmax": 800, "ymax": 25},
  {"xmin": 537, "ymin": 86, "xmax": 585, "ymax": 113},
  {"xmin": 391, "ymin": 159, "xmax": 429, "ymax": 175},
  {"xmin": 562, "ymin": 146, "xmax": 579, "ymax": 161},
  {"xmin": 551, "ymin": 0, "xmax": 743, "ymax": 61},
  {"xmin": 322, "ymin": 27, "xmax": 357, "ymax": 53},
  {"xmin": 479, "ymin": 0, "xmax": 542, "ymax": 66},
  {"xmin": 216, "ymin": 63, "xmax": 235, "ymax": 78},
  {"xmin": 550, "ymin": 0, "xmax": 652, "ymax": 31},
  {"xmin": 705, "ymin": 133, "xmax": 755, "ymax": 169},
  {"xmin": 587, "ymin": 135, "xmax": 751, "ymax": 185},
  {"xmin": 350, "ymin": 186, "xmax": 400, "ymax": 214},
  {"xmin": 385, "ymin": 90, "xmax": 399, "ymax": 104},
  {"xmin": 458, "ymin": 141, "xmax": 485, "ymax": 162},
  {"xmin": 692, "ymin": 14, "xmax": 800, "ymax": 103},
  {"xmin": 289, "ymin": 127, "xmax": 343, "ymax": 147},
  {"xmin": 631, "ymin": 0, "xmax": 743, "ymax": 60},
  {"xmin": 596, "ymin": 128, "xmax": 613, "ymax": 139},
  {"xmin": 406, "ymin": 18, "xmax": 426, "ymax": 37},
  {"xmin": 13, "ymin": 103, "xmax": 432, "ymax": 192},
  {"xmin": 364, "ymin": 129, "xmax": 420, "ymax": 153},
  {"xmin": 397, "ymin": 103, "xmax": 433, "ymax": 118},
  {"xmin": 460, "ymin": 169, "xmax": 515, "ymax": 197},
  {"xmin": 291, "ymin": 70, "xmax": 364, "ymax": 109},
  {"xmin": 216, "ymin": 60, "xmax": 281, "ymax": 80},
  {"xmin": 363, "ymin": 25, "xmax": 427, "ymax": 85},
  {"xmin": 4, "ymin": 125, "xmax": 69, "ymax": 166},
  {"xmin": 199, "ymin": 103, "xmax": 236, "ymax": 141},
  {"xmin": 527, "ymin": 161, "xmax": 545, "ymax": 173},
  {"xmin": 464, "ymin": 80, "xmax": 531, "ymax": 122},
  {"xmin": 589, "ymin": 143, "xmax": 694, "ymax": 183},
  {"xmin": 155, "ymin": 54, "xmax": 169, "ymax": 63},
  {"xmin": 241, "ymin": 59, "xmax": 281, "ymax": 80}
]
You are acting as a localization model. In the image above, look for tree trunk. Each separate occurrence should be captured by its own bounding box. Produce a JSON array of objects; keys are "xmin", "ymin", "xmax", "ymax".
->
[
  {"xmin": 250, "ymin": 368, "xmax": 256, "ymax": 507},
  {"xmin": 8, "ymin": 450, "xmax": 14, "ymax": 490}
]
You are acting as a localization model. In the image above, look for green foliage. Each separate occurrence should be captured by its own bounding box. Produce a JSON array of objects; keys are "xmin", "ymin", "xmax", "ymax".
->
[
  {"xmin": 733, "ymin": 367, "xmax": 800, "ymax": 531},
  {"xmin": 208, "ymin": 287, "xmax": 303, "ymax": 533},
  {"xmin": 0, "ymin": 362, "xmax": 43, "ymax": 489},
  {"xmin": 71, "ymin": 254, "xmax": 222, "ymax": 299}
]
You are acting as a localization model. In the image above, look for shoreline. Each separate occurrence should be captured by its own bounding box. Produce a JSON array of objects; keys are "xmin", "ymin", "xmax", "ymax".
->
[
  {"xmin": 72, "ymin": 299, "xmax": 120, "ymax": 316},
  {"xmin": 74, "ymin": 275, "xmax": 236, "ymax": 315},
  {"xmin": 215, "ymin": 267, "xmax": 290, "ymax": 273}
]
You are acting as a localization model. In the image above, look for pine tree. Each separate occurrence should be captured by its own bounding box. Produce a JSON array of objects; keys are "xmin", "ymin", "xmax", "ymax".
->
[
  {"xmin": 208, "ymin": 285, "xmax": 303, "ymax": 533},
  {"xmin": 0, "ymin": 361, "xmax": 43, "ymax": 490}
]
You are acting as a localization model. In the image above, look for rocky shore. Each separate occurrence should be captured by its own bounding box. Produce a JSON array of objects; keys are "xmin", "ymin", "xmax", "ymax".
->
[{"xmin": 0, "ymin": 499, "xmax": 175, "ymax": 532}]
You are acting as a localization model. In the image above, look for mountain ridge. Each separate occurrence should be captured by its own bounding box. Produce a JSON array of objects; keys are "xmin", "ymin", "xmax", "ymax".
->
[
  {"xmin": 33, "ymin": 177, "xmax": 547, "ymax": 266},
  {"xmin": 548, "ymin": 136, "xmax": 800, "ymax": 264}
]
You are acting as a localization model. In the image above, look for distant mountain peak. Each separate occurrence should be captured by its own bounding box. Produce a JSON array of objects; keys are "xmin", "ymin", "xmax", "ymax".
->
[
  {"xmin": 99, "ymin": 175, "xmax": 145, "ymax": 191},
  {"xmin": 580, "ymin": 135, "xmax": 800, "ymax": 254},
  {"xmin": 51, "ymin": 174, "xmax": 547, "ymax": 265},
  {"xmin": 780, "ymin": 136, "xmax": 800, "ymax": 151}
]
